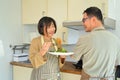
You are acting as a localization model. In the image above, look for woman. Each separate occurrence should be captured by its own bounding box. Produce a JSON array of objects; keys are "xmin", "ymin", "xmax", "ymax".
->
[{"xmin": 29, "ymin": 16, "xmax": 65, "ymax": 80}]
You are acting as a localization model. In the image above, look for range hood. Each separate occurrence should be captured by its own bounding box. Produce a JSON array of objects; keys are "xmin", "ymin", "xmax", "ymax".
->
[{"xmin": 63, "ymin": 17, "xmax": 116, "ymax": 30}]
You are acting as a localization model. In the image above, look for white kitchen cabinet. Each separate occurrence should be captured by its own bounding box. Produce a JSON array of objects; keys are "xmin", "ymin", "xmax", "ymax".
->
[
  {"xmin": 61, "ymin": 72, "xmax": 81, "ymax": 80},
  {"xmin": 47, "ymin": 0, "xmax": 68, "ymax": 44},
  {"xmin": 67, "ymin": 0, "xmax": 108, "ymax": 20},
  {"xmin": 13, "ymin": 66, "xmax": 32, "ymax": 80},
  {"xmin": 22, "ymin": 0, "xmax": 47, "ymax": 24}
]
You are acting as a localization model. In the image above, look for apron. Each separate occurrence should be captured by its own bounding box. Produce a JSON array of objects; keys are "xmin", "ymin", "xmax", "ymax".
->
[{"xmin": 30, "ymin": 36, "xmax": 61, "ymax": 80}]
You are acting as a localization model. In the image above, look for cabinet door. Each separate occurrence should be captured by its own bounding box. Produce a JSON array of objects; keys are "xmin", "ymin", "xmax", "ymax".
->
[
  {"xmin": 47, "ymin": 0, "xmax": 68, "ymax": 44},
  {"xmin": 61, "ymin": 72, "xmax": 81, "ymax": 80},
  {"xmin": 13, "ymin": 66, "xmax": 32, "ymax": 80},
  {"xmin": 68, "ymin": 0, "xmax": 108, "ymax": 20},
  {"xmin": 22, "ymin": 0, "xmax": 47, "ymax": 24}
]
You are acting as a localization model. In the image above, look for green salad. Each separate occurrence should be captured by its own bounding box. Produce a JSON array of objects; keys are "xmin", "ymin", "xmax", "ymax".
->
[{"xmin": 56, "ymin": 48, "xmax": 67, "ymax": 53}]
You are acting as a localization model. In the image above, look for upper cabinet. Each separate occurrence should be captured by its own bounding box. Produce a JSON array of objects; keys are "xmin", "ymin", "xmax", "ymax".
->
[
  {"xmin": 47, "ymin": 0, "xmax": 67, "ymax": 23},
  {"xmin": 22, "ymin": 0, "xmax": 47, "ymax": 24},
  {"xmin": 22, "ymin": 0, "xmax": 67, "ymax": 24},
  {"xmin": 67, "ymin": 0, "xmax": 108, "ymax": 20},
  {"xmin": 22, "ymin": 0, "xmax": 108, "ymax": 23}
]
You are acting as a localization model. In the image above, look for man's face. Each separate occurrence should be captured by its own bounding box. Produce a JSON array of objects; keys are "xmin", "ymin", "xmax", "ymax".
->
[{"xmin": 82, "ymin": 13, "xmax": 92, "ymax": 32}]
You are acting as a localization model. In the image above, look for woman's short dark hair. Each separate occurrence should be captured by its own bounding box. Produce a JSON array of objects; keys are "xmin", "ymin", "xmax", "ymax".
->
[
  {"xmin": 83, "ymin": 7, "xmax": 104, "ymax": 24},
  {"xmin": 38, "ymin": 16, "xmax": 57, "ymax": 35}
]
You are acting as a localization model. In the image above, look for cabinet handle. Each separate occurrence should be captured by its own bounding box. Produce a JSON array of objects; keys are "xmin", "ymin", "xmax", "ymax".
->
[
  {"xmin": 62, "ymin": 32, "xmax": 66, "ymax": 42},
  {"xmin": 42, "ymin": 11, "xmax": 46, "ymax": 16}
]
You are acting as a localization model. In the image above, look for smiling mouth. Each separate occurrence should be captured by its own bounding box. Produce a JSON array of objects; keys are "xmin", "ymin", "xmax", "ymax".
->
[{"xmin": 48, "ymin": 32, "xmax": 54, "ymax": 35}]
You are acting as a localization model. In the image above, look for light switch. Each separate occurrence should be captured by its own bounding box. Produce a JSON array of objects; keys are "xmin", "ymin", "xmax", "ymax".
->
[{"xmin": 0, "ymin": 40, "xmax": 4, "ymax": 57}]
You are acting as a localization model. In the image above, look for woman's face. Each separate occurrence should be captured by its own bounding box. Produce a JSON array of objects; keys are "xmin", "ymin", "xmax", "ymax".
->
[{"xmin": 44, "ymin": 22, "xmax": 55, "ymax": 38}]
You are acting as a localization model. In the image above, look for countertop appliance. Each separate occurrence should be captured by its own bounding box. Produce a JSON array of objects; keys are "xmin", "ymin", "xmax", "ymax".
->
[
  {"xmin": 13, "ymin": 53, "xmax": 28, "ymax": 62},
  {"xmin": 12, "ymin": 44, "xmax": 30, "ymax": 62},
  {"xmin": 63, "ymin": 17, "xmax": 116, "ymax": 30},
  {"xmin": 73, "ymin": 59, "xmax": 83, "ymax": 69}
]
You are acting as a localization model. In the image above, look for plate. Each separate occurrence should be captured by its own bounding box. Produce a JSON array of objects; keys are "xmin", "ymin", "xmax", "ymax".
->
[{"xmin": 49, "ymin": 52, "xmax": 74, "ymax": 55}]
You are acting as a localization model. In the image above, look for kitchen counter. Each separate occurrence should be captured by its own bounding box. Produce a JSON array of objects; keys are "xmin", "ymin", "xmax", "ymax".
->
[{"xmin": 10, "ymin": 61, "xmax": 82, "ymax": 75}]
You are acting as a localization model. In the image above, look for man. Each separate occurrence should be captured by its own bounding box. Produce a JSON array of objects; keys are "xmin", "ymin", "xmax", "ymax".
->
[{"xmin": 72, "ymin": 7, "xmax": 120, "ymax": 80}]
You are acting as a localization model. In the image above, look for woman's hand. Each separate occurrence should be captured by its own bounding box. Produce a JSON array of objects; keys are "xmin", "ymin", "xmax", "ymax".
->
[
  {"xmin": 60, "ymin": 55, "xmax": 66, "ymax": 64},
  {"xmin": 40, "ymin": 42, "xmax": 51, "ymax": 56}
]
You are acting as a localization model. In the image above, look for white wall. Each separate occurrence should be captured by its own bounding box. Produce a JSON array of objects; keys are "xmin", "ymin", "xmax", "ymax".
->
[
  {"xmin": 0, "ymin": 0, "xmax": 22, "ymax": 80},
  {"xmin": 108, "ymin": 0, "xmax": 120, "ymax": 38},
  {"xmin": 22, "ymin": 24, "xmax": 38, "ymax": 43}
]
